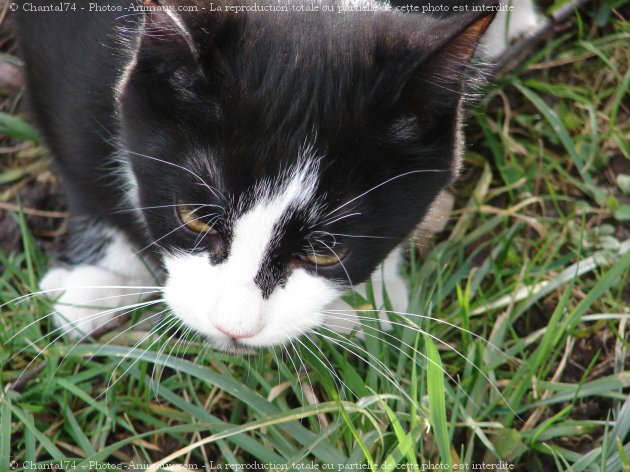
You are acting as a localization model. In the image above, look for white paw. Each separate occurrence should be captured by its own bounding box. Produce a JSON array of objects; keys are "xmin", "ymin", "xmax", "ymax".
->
[
  {"xmin": 41, "ymin": 265, "xmax": 152, "ymax": 339},
  {"xmin": 324, "ymin": 246, "xmax": 409, "ymax": 336}
]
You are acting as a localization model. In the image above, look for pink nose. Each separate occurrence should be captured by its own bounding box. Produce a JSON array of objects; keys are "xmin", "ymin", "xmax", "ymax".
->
[{"xmin": 214, "ymin": 325, "xmax": 257, "ymax": 340}]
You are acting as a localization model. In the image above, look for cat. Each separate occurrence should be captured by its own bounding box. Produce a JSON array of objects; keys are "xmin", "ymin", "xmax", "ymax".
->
[{"xmin": 13, "ymin": 0, "xmax": 538, "ymax": 352}]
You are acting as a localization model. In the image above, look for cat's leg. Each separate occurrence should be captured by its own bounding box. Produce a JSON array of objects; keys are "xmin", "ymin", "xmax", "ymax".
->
[
  {"xmin": 325, "ymin": 246, "xmax": 408, "ymax": 335},
  {"xmin": 40, "ymin": 216, "xmax": 157, "ymax": 338}
]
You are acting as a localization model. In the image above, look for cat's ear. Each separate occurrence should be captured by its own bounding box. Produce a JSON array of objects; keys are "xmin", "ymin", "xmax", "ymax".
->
[
  {"xmin": 138, "ymin": 0, "xmax": 206, "ymax": 65},
  {"xmin": 400, "ymin": 4, "xmax": 498, "ymax": 111},
  {"xmin": 138, "ymin": 0, "xmax": 240, "ymax": 71}
]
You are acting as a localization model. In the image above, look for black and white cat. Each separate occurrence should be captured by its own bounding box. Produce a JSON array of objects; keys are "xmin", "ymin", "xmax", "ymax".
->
[{"xmin": 14, "ymin": 0, "xmax": 538, "ymax": 351}]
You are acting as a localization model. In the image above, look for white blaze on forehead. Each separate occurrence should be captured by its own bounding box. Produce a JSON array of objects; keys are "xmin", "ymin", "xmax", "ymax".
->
[
  {"xmin": 162, "ymin": 151, "xmax": 331, "ymax": 345},
  {"xmin": 226, "ymin": 158, "xmax": 320, "ymax": 280}
]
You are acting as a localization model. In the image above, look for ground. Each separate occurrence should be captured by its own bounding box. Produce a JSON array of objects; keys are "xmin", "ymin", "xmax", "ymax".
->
[{"xmin": 0, "ymin": 0, "xmax": 629, "ymax": 470}]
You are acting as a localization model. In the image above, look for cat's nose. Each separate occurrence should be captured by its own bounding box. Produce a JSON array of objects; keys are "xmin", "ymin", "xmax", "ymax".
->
[{"xmin": 214, "ymin": 324, "xmax": 257, "ymax": 340}]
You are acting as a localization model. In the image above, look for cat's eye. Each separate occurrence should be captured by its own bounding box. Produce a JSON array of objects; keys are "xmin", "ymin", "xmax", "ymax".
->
[
  {"xmin": 177, "ymin": 203, "xmax": 217, "ymax": 234},
  {"xmin": 302, "ymin": 246, "xmax": 349, "ymax": 267}
]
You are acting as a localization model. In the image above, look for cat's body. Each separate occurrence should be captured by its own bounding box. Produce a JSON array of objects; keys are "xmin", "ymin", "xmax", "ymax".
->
[{"xmin": 14, "ymin": 0, "xmax": 538, "ymax": 350}]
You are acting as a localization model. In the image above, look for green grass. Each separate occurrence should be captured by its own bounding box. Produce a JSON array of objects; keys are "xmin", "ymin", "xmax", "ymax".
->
[{"xmin": 1, "ymin": 1, "xmax": 629, "ymax": 470}]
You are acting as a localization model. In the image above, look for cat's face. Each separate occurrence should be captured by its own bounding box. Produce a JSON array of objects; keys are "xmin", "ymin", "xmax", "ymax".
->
[{"xmin": 117, "ymin": 0, "xmax": 494, "ymax": 350}]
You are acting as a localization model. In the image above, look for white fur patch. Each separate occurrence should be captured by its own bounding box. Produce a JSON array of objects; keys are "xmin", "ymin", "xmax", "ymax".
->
[
  {"xmin": 163, "ymin": 252, "xmax": 340, "ymax": 347},
  {"xmin": 41, "ymin": 231, "xmax": 156, "ymax": 338},
  {"xmin": 162, "ymin": 158, "xmax": 344, "ymax": 347}
]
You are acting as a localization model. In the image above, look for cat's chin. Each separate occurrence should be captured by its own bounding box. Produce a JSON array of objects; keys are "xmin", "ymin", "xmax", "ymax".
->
[{"xmin": 205, "ymin": 337, "xmax": 260, "ymax": 355}]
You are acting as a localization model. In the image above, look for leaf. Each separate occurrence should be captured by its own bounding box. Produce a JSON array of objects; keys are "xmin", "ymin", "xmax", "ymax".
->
[
  {"xmin": 614, "ymin": 205, "xmax": 630, "ymax": 222},
  {"xmin": 492, "ymin": 429, "xmax": 527, "ymax": 462},
  {"xmin": 513, "ymin": 82, "xmax": 592, "ymax": 187},
  {"xmin": 0, "ymin": 112, "xmax": 41, "ymax": 144},
  {"xmin": 617, "ymin": 175, "xmax": 630, "ymax": 195},
  {"xmin": 57, "ymin": 343, "xmax": 348, "ymax": 464},
  {"xmin": 10, "ymin": 405, "xmax": 65, "ymax": 460},
  {"xmin": 1, "ymin": 395, "xmax": 11, "ymax": 467},
  {"xmin": 424, "ymin": 335, "xmax": 452, "ymax": 468}
]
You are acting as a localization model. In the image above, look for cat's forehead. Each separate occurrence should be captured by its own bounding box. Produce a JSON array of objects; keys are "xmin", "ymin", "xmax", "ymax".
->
[{"xmin": 192, "ymin": 6, "xmax": 432, "ymax": 120}]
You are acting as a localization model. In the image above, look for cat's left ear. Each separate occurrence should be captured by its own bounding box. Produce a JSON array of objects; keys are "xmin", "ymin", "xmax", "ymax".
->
[
  {"xmin": 140, "ymin": 0, "xmax": 199, "ymax": 57},
  {"xmin": 400, "ymin": 3, "xmax": 498, "ymax": 110},
  {"xmin": 138, "ymin": 0, "xmax": 242, "ymax": 72}
]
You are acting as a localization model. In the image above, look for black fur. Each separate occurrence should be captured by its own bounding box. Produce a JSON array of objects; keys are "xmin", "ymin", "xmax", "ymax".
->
[{"xmin": 15, "ymin": 0, "xmax": 495, "ymax": 298}]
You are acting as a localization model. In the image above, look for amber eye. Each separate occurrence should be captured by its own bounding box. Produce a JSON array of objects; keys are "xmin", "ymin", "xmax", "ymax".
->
[
  {"xmin": 303, "ymin": 246, "xmax": 349, "ymax": 267},
  {"xmin": 177, "ymin": 203, "xmax": 217, "ymax": 234}
]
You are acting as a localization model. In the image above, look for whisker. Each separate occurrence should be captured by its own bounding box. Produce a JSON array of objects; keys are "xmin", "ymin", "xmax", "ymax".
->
[
  {"xmin": 124, "ymin": 149, "xmax": 225, "ymax": 203},
  {"xmin": 316, "ymin": 328, "xmax": 418, "ymax": 411},
  {"xmin": 83, "ymin": 306, "xmax": 168, "ymax": 362},
  {"xmin": 292, "ymin": 334, "xmax": 329, "ymax": 428},
  {"xmin": 313, "ymin": 230, "xmax": 391, "ymax": 240},
  {"xmin": 2, "ymin": 285, "xmax": 162, "ymax": 314},
  {"xmin": 6, "ymin": 289, "xmax": 163, "ymax": 345},
  {"xmin": 169, "ymin": 324, "xmax": 196, "ymax": 369},
  {"xmin": 312, "ymin": 230, "xmax": 337, "ymax": 247},
  {"xmin": 191, "ymin": 214, "xmax": 223, "ymax": 252},
  {"xmin": 134, "ymin": 211, "xmax": 219, "ymax": 256},
  {"xmin": 10, "ymin": 299, "xmax": 163, "ymax": 387},
  {"xmin": 113, "ymin": 202, "xmax": 223, "ymax": 214},
  {"xmin": 319, "ymin": 240, "xmax": 354, "ymax": 291},
  {"xmin": 324, "ymin": 312, "xmax": 523, "ymax": 421},
  {"xmin": 316, "ymin": 211, "xmax": 362, "ymax": 228},
  {"xmin": 323, "ymin": 316, "xmax": 482, "ymax": 414},
  {"xmin": 297, "ymin": 334, "xmax": 358, "ymax": 403},
  {"xmin": 99, "ymin": 313, "xmax": 176, "ymax": 401},
  {"xmin": 51, "ymin": 303, "xmax": 169, "ymax": 381},
  {"xmin": 8, "ymin": 296, "xmax": 162, "ymax": 363},
  {"xmin": 179, "ymin": 325, "xmax": 199, "ymax": 360},
  {"xmin": 284, "ymin": 342, "xmax": 307, "ymax": 406},
  {"xmin": 323, "ymin": 169, "xmax": 447, "ymax": 220},
  {"xmin": 325, "ymin": 309, "xmax": 510, "ymax": 363},
  {"xmin": 151, "ymin": 315, "xmax": 185, "ymax": 398}
]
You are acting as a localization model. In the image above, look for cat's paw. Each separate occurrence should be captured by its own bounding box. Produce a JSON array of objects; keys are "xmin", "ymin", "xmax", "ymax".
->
[
  {"xmin": 324, "ymin": 247, "xmax": 408, "ymax": 336},
  {"xmin": 40, "ymin": 265, "xmax": 149, "ymax": 339}
]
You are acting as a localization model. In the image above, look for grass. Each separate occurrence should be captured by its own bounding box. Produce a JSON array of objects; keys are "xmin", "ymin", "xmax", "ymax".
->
[{"xmin": 1, "ymin": 0, "xmax": 629, "ymax": 470}]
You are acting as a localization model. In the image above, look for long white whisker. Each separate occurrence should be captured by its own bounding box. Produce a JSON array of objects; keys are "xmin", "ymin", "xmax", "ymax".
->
[
  {"xmin": 316, "ymin": 328, "xmax": 418, "ymax": 412},
  {"xmin": 325, "ymin": 312, "xmax": 523, "ymax": 421},
  {"xmin": 325, "ymin": 309, "xmax": 510, "ymax": 362},
  {"xmin": 7, "ymin": 289, "xmax": 162, "ymax": 347},
  {"xmin": 316, "ymin": 211, "xmax": 362, "ymax": 228},
  {"xmin": 52, "ymin": 302, "xmax": 168, "ymax": 380},
  {"xmin": 124, "ymin": 150, "xmax": 225, "ymax": 203},
  {"xmin": 152, "ymin": 315, "xmax": 185, "ymax": 398},
  {"xmin": 99, "ymin": 312, "xmax": 175, "ymax": 401},
  {"xmin": 323, "ymin": 169, "xmax": 447, "ymax": 219},
  {"xmin": 2, "ymin": 285, "xmax": 162, "ymax": 314},
  {"xmin": 314, "ymin": 231, "xmax": 391, "ymax": 240},
  {"xmin": 134, "ymin": 211, "xmax": 219, "ymax": 256},
  {"xmin": 323, "ymin": 316, "xmax": 481, "ymax": 414},
  {"xmin": 319, "ymin": 240, "xmax": 354, "ymax": 291},
  {"xmin": 10, "ymin": 299, "xmax": 163, "ymax": 387},
  {"xmin": 297, "ymin": 334, "xmax": 358, "ymax": 403},
  {"xmin": 284, "ymin": 342, "xmax": 307, "ymax": 406},
  {"xmin": 171, "ymin": 325, "xmax": 196, "ymax": 366},
  {"xmin": 191, "ymin": 214, "xmax": 223, "ymax": 252},
  {"xmin": 84, "ymin": 307, "xmax": 169, "ymax": 364},
  {"xmin": 113, "ymin": 203, "xmax": 223, "ymax": 214}
]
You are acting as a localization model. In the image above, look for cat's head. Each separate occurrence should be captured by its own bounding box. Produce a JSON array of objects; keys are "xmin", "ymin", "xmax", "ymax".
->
[{"xmin": 116, "ymin": 0, "xmax": 496, "ymax": 351}]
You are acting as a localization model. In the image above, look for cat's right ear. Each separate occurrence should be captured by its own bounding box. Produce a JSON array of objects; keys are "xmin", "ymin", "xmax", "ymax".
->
[
  {"xmin": 137, "ymin": 0, "xmax": 241, "ymax": 73},
  {"xmin": 138, "ymin": 0, "xmax": 200, "ymax": 63}
]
